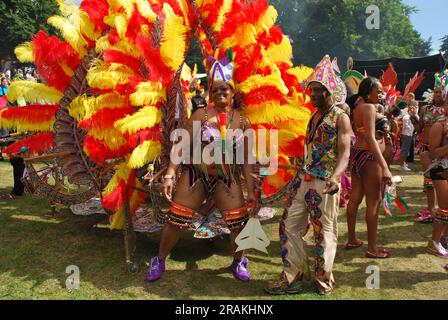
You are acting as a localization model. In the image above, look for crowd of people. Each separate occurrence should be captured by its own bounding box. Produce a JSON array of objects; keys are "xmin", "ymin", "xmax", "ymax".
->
[
  {"xmin": 1, "ymin": 55, "xmax": 447, "ymax": 296},
  {"xmin": 148, "ymin": 55, "xmax": 448, "ymax": 296},
  {"xmin": 1, "ymin": 66, "xmax": 39, "ymax": 83}
]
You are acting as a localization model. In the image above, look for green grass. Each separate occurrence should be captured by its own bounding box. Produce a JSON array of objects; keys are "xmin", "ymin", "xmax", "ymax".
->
[{"xmin": 0, "ymin": 159, "xmax": 447, "ymax": 300}]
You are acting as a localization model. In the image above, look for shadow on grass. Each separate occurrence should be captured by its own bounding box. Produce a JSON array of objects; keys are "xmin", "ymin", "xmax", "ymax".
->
[
  {"xmin": 334, "ymin": 261, "xmax": 448, "ymax": 290},
  {"xmin": 1, "ymin": 158, "xmax": 446, "ymax": 299}
]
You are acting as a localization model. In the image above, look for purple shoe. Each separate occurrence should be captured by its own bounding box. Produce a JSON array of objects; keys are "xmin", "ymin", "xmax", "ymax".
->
[
  {"xmin": 231, "ymin": 257, "xmax": 250, "ymax": 282},
  {"xmin": 146, "ymin": 256, "xmax": 166, "ymax": 282}
]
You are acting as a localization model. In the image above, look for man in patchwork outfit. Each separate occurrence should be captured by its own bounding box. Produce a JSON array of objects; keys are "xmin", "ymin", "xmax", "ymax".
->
[{"xmin": 265, "ymin": 55, "xmax": 352, "ymax": 296}]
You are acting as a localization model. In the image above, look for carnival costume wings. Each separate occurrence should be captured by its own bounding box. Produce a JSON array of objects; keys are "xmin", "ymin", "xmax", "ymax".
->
[{"xmin": 0, "ymin": 0, "xmax": 314, "ymax": 266}]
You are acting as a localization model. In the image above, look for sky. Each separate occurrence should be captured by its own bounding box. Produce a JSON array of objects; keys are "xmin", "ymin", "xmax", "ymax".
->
[
  {"xmin": 401, "ymin": 0, "xmax": 445, "ymax": 54},
  {"xmin": 71, "ymin": 0, "xmax": 445, "ymax": 54}
]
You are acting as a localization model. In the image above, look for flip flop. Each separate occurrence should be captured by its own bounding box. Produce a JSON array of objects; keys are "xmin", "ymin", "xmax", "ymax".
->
[
  {"xmin": 345, "ymin": 240, "xmax": 364, "ymax": 251},
  {"xmin": 365, "ymin": 249, "xmax": 392, "ymax": 259}
]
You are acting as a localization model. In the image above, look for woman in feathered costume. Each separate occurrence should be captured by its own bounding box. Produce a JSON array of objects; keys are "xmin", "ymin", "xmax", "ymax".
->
[
  {"xmin": 426, "ymin": 95, "xmax": 448, "ymax": 270},
  {"xmin": 416, "ymin": 74, "xmax": 448, "ymax": 226},
  {"xmin": 147, "ymin": 56, "xmax": 256, "ymax": 283},
  {"xmin": 2, "ymin": 0, "xmax": 313, "ymax": 281},
  {"xmin": 425, "ymin": 72, "xmax": 448, "ymax": 258}
]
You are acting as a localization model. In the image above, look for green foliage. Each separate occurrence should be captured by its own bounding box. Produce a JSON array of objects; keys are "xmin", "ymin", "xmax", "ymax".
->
[
  {"xmin": 441, "ymin": 35, "xmax": 448, "ymax": 61},
  {"xmin": 0, "ymin": 0, "xmax": 60, "ymax": 59},
  {"xmin": 270, "ymin": 0, "xmax": 432, "ymax": 67},
  {"xmin": 186, "ymin": 37, "xmax": 207, "ymax": 74}
]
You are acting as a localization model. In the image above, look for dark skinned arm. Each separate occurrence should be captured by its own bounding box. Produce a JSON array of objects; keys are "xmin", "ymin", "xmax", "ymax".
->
[
  {"xmin": 323, "ymin": 113, "xmax": 351, "ymax": 195},
  {"xmin": 429, "ymin": 123, "xmax": 448, "ymax": 159}
]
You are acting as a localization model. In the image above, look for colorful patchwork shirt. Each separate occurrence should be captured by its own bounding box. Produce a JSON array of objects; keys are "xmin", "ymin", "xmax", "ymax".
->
[{"xmin": 302, "ymin": 105, "xmax": 344, "ymax": 180}]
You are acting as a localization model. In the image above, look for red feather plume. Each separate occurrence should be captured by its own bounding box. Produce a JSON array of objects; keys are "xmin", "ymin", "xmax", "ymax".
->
[
  {"xmin": 0, "ymin": 104, "xmax": 59, "ymax": 125},
  {"xmin": 83, "ymin": 135, "xmax": 133, "ymax": 165},
  {"xmin": 381, "ymin": 63, "xmax": 398, "ymax": 88},
  {"xmin": 101, "ymin": 170, "xmax": 147, "ymax": 215},
  {"xmin": 32, "ymin": 31, "xmax": 80, "ymax": 92},
  {"xmin": 78, "ymin": 106, "xmax": 135, "ymax": 131},
  {"xmin": 2, "ymin": 132, "xmax": 54, "ymax": 157},
  {"xmin": 103, "ymin": 50, "xmax": 143, "ymax": 74},
  {"xmin": 243, "ymin": 86, "xmax": 288, "ymax": 106},
  {"xmin": 80, "ymin": 0, "xmax": 110, "ymax": 32}
]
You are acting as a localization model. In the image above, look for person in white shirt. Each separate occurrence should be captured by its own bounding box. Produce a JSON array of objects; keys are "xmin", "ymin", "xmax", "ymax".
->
[{"xmin": 399, "ymin": 105, "xmax": 418, "ymax": 171}]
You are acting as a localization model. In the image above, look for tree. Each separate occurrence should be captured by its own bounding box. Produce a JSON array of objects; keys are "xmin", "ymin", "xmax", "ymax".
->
[
  {"xmin": 441, "ymin": 35, "xmax": 448, "ymax": 61},
  {"xmin": 270, "ymin": 0, "xmax": 432, "ymax": 67},
  {"xmin": 0, "ymin": 0, "xmax": 60, "ymax": 60}
]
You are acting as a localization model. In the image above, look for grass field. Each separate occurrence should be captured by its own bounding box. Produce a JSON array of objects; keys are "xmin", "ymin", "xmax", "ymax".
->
[{"xmin": 0, "ymin": 159, "xmax": 447, "ymax": 300}]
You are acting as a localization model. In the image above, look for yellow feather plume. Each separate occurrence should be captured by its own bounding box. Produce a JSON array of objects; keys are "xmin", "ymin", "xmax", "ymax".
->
[
  {"xmin": 7, "ymin": 81, "xmax": 63, "ymax": 104},
  {"xmin": 103, "ymin": 161, "xmax": 132, "ymax": 196},
  {"xmin": 114, "ymin": 106, "xmax": 161, "ymax": 135},
  {"xmin": 79, "ymin": 10, "xmax": 102, "ymax": 40},
  {"xmin": 130, "ymin": 82, "xmax": 167, "ymax": 107},
  {"xmin": 69, "ymin": 93, "xmax": 127, "ymax": 121},
  {"xmin": 0, "ymin": 119, "xmax": 54, "ymax": 133},
  {"xmin": 238, "ymin": 66, "xmax": 288, "ymax": 95},
  {"xmin": 220, "ymin": 5, "xmax": 277, "ymax": 51},
  {"xmin": 96, "ymin": 37, "xmax": 141, "ymax": 58},
  {"xmin": 104, "ymin": 13, "xmax": 129, "ymax": 39},
  {"xmin": 0, "ymin": 107, "xmax": 55, "ymax": 132},
  {"xmin": 255, "ymin": 5, "xmax": 278, "ymax": 34},
  {"xmin": 181, "ymin": 63, "xmax": 193, "ymax": 82},
  {"xmin": 277, "ymin": 129, "xmax": 300, "ymax": 147},
  {"xmin": 109, "ymin": 208, "xmax": 125, "ymax": 230},
  {"xmin": 107, "ymin": 0, "xmax": 134, "ymax": 18},
  {"xmin": 264, "ymin": 35, "xmax": 293, "ymax": 65},
  {"xmin": 127, "ymin": 140, "xmax": 162, "ymax": 168},
  {"xmin": 55, "ymin": 0, "xmax": 77, "ymax": 17},
  {"xmin": 141, "ymin": 24, "xmax": 151, "ymax": 37},
  {"xmin": 244, "ymin": 102, "xmax": 310, "ymax": 125},
  {"xmin": 87, "ymin": 61, "xmax": 133, "ymax": 90},
  {"xmin": 109, "ymin": 181, "xmax": 146, "ymax": 230},
  {"xmin": 222, "ymin": 24, "xmax": 257, "ymax": 50},
  {"xmin": 194, "ymin": 0, "xmax": 214, "ymax": 7},
  {"xmin": 175, "ymin": 0, "xmax": 192, "ymax": 29},
  {"xmin": 95, "ymin": 35, "xmax": 112, "ymax": 53},
  {"xmin": 15, "ymin": 42, "xmax": 35, "ymax": 63},
  {"xmin": 134, "ymin": 0, "xmax": 157, "ymax": 22},
  {"xmin": 212, "ymin": 0, "xmax": 233, "ymax": 33},
  {"xmin": 87, "ymin": 129, "xmax": 128, "ymax": 149},
  {"xmin": 288, "ymin": 66, "xmax": 314, "ymax": 83},
  {"xmin": 276, "ymin": 120, "xmax": 308, "ymax": 137},
  {"xmin": 113, "ymin": 39, "xmax": 141, "ymax": 58},
  {"xmin": 47, "ymin": 15, "xmax": 88, "ymax": 56},
  {"xmin": 160, "ymin": 3, "xmax": 188, "ymax": 71}
]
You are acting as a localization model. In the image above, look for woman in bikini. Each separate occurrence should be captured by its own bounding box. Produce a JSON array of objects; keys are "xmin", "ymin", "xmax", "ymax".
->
[
  {"xmin": 146, "ymin": 79, "xmax": 256, "ymax": 283},
  {"xmin": 416, "ymin": 87, "xmax": 447, "ymax": 223},
  {"xmin": 346, "ymin": 77, "xmax": 393, "ymax": 259},
  {"xmin": 426, "ymin": 95, "xmax": 448, "ymax": 259}
]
